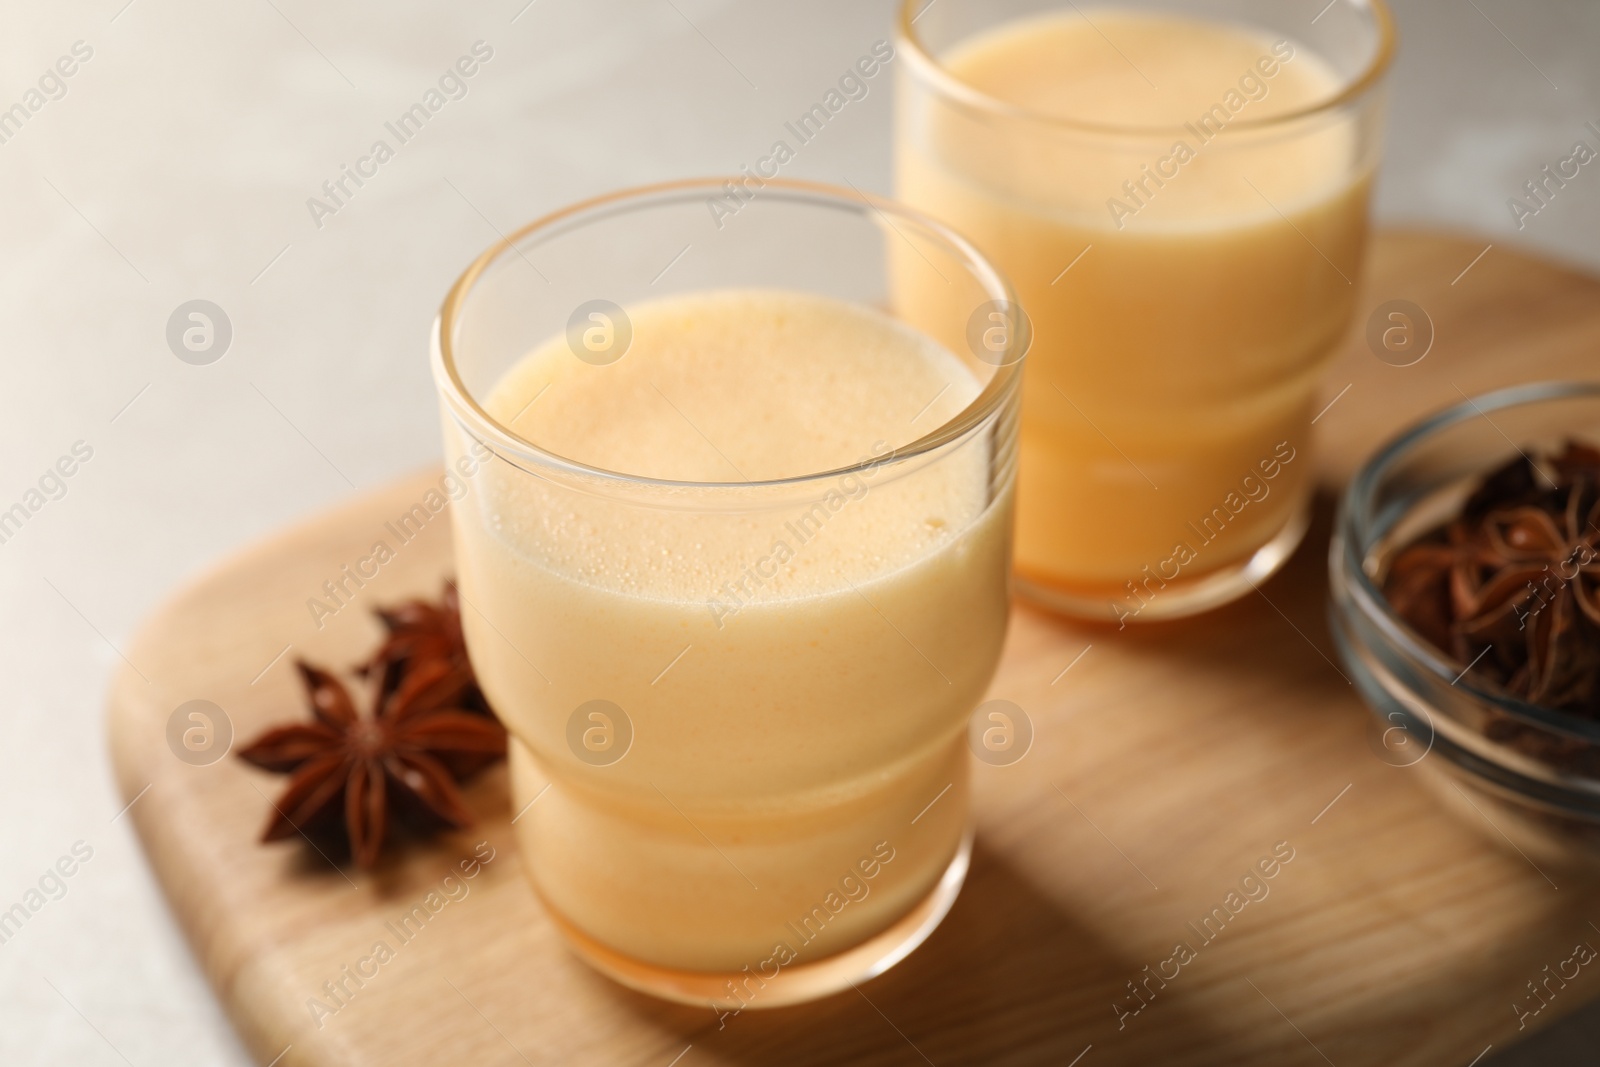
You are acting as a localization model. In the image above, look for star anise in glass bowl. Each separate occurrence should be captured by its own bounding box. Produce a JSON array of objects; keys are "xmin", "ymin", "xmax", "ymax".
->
[
  {"xmin": 1382, "ymin": 441, "xmax": 1600, "ymax": 715},
  {"xmin": 1332, "ymin": 385, "xmax": 1600, "ymax": 872},
  {"xmin": 238, "ymin": 587, "xmax": 505, "ymax": 868}
]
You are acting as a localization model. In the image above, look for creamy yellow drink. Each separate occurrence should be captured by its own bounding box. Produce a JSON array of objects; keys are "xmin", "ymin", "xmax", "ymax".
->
[
  {"xmin": 897, "ymin": 10, "xmax": 1374, "ymax": 616},
  {"xmin": 447, "ymin": 290, "xmax": 1011, "ymax": 973}
]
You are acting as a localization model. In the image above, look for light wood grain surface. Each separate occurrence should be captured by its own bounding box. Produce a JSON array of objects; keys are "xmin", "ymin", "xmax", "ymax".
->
[{"xmin": 108, "ymin": 231, "xmax": 1600, "ymax": 1066}]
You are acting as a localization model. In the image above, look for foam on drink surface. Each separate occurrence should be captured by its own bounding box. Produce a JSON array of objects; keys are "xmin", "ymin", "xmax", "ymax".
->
[
  {"xmin": 481, "ymin": 289, "xmax": 987, "ymax": 603},
  {"xmin": 927, "ymin": 10, "xmax": 1354, "ymax": 226}
]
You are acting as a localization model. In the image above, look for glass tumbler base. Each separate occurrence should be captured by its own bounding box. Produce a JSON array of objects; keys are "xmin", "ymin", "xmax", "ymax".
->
[
  {"xmin": 1015, "ymin": 500, "xmax": 1311, "ymax": 624},
  {"xmin": 534, "ymin": 827, "xmax": 973, "ymax": 1010}
]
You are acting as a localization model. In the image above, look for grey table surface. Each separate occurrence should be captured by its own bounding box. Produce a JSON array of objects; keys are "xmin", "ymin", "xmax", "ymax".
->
[{"xmin": 0, "ymin": 0, "xmax": 1595, "ymax": 1063}]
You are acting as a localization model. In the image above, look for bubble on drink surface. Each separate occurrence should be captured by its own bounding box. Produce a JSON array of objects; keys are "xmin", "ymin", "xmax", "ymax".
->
[
  {"xmin": 566, "ymin": 299, "xmax": 633, "ymax": 366},
  {"xmin": 1364, "ymin": 703, "xmax": 1434, "ymax": 769},
  {"xmin": 967, "ymin": 699, "xmax": 1033, "ymax": 766},
  {"xmin": 965, "ymin": 300, "xmax": 1029, "ymax": 367},
  {"xmin": 1365, "ymin": 299, "xmax": 1433, "ymax": 367},
  {"xmin": 566, "ymin": 699, "xmax": 633, "ymax": 766},
  {"xmin": 165, "ymin": 699, "xmax": 234, "ymax": 766},
  {"xmin": 166, "ymin": 300, "xmax": 233, "ymax": 365}
]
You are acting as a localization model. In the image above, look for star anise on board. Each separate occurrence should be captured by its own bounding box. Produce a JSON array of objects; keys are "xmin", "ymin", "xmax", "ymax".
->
[
  {"xmin": 237, "ymin": 588, "xmax": 505, "ymax": 868},
  {"xmin": 358, "ymin": 582, "xmax": 491, "ymax": 716},
  {"xmin": 1384, "ymin": 441, "xmax": 1600, "ymax": 714}
]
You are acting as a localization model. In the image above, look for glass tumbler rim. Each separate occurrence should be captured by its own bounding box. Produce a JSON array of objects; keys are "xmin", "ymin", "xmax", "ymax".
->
[
  {"xmin": 895, "ymin": 0, "xmax": 1397, "ymax": 140},
  {"xmin": 432, "ymin": 176, "xmax": 1027, "ymax": 493}
]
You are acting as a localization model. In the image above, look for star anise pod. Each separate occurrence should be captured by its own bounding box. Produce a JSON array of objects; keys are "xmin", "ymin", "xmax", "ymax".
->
[
  {"xmin": 238, "ymin": 657, "xmax": 506, "ymax": 867},
  {"xmin": 359, "ymin": 581, "xmax": 490, "ymax": 715},
  {"xmin": 1383, "ymin": 441, "xmax": 1600, "ymax": 714}
]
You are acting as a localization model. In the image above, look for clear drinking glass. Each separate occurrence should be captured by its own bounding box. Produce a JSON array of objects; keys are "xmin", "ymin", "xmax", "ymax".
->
[
  {"xmin": 431, "ymin": 179, "xmax": 1024, "ymax": 1007},
  {"xmin": 896, "ymin": 0, "xmax": 1395, "ymax": 622}
]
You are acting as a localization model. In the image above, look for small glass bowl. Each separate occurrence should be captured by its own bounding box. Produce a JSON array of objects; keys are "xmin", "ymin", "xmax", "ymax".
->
[{"xmin": 1331, "ymin": 381, "xmax": 1600, "ymax": 870}]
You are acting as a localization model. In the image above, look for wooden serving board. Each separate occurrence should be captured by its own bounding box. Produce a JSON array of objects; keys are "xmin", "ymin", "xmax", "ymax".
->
[{"xmin": 110, "ymin": 230, "xmax": 1600, "ymax": 1067}]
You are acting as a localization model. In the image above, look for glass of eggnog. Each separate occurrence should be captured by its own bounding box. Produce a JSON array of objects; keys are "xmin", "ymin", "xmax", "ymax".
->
[
  {"xmin": 432, "ymin": 179, "xmax": 1024, "ymax": 1008},
  {"xmin": 896, "ymin": 0, "xmax": 1395, "ymax": 623}
]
